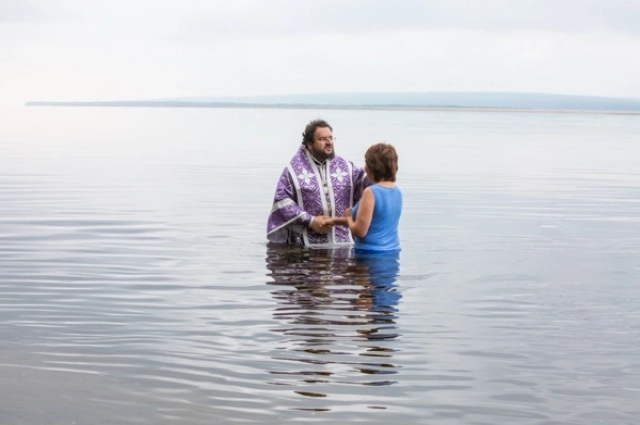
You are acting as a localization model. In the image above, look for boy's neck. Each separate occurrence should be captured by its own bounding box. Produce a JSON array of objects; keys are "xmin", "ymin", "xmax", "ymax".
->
[{"xmin": 374, "ymin": 181, "xmax": 396, "ymax": 188}]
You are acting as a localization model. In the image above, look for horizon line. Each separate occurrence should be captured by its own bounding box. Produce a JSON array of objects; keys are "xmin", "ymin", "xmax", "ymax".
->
[
  {"xmin": 23, "ymin": 90, "xmax": 640, "ymax": 103},
  {"xmin": 23, "ymin": 101, "xmax": 640, "ymax": 116}
]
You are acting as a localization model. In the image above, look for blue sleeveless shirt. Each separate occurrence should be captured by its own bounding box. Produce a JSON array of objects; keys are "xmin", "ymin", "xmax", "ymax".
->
[{"xmin": 352, "ymin": 184, "xmax": 402, "ymax": 252}]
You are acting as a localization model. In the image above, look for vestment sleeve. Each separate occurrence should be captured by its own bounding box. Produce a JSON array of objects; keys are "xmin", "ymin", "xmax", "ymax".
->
[
  {"xmin": 352, "ymin": 163, "xmax": 371, "ymax": 204},
  {"xmin": 266, "ymin": 168, "xmax": 313, "ymax": 243}
]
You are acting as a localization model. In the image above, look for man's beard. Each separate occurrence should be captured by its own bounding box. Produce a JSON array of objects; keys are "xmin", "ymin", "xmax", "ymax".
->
[{"xmin": 308, "ymin": 145, "xmax": 336, "ymax": 162}]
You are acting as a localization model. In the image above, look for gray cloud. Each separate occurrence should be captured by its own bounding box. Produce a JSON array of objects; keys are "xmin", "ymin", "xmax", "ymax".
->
[
  {"xmin": 169, "ymin": 0, "xmax": 640, "ymax": 42},
  {"xmin": 6, "ymin": 1, "xmax": 640, "ymax": 37},
  {"xmin": 0, "ymin": 2, "xmax": 37, "ymax": 23},
  {"xmin": 0, "ymin": 0, "xmax": 62, "ymax": 24}
]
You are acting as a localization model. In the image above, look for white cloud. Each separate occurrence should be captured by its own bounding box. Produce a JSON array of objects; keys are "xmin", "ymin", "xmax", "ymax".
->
[{"xmin": 2, "ymin": 0, "xmax": 640, "ymax": 104}]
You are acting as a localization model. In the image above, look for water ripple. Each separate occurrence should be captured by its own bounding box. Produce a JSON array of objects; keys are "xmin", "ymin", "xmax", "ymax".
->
[{"xmin": 2, "ymin": 107, "xmax": 640, "ymax": 424}]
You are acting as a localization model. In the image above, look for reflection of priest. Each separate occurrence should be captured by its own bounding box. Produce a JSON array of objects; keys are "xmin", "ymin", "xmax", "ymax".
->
[
  {"xmin": 267, "ymin": 119, "xmax": 368, "ymax": 248},
  {"xmin": 265, "ymin": 245, "xmax": 402, "ymax": 343},
  {"xmin": 265, "ymin": 246, "xmax": 402, "ymax": 395}
]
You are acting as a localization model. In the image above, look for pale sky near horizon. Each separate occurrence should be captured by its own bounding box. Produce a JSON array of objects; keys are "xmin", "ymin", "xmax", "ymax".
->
[{"xmin": 2, "ymin": 0, "xmax": 640, "ymax": 105}]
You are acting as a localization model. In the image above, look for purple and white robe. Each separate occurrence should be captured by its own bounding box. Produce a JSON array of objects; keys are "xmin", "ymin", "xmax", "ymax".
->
[{"xmin": 267, "ymin": 146, "xmax": 367, "ymax": 248}]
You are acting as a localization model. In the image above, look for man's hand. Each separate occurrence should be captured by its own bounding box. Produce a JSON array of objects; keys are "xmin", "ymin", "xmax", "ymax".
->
[{"xmin": 310, "ymin": 215, "xmax": 334, "ymax": 234}]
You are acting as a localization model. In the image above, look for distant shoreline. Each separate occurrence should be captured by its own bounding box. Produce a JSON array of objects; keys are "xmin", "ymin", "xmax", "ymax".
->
[{"xmin": 24, "ymin": 101, "xmax": 640, "ymax": 116}]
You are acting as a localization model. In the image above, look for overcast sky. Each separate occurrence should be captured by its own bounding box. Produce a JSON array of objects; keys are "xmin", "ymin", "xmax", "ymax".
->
[{"xmin": 2, "ymin": 0, "xmax": 640, "ymax": 104}]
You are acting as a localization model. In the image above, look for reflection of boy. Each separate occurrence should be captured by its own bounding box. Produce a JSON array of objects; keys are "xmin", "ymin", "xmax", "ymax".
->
[
  {"xmin": 357, "ymin": 251, "xmax": 402, "ymax": 315},
  {"xmin": 344, "ymin": 143, "xmax": 402, "ymax": 252}
]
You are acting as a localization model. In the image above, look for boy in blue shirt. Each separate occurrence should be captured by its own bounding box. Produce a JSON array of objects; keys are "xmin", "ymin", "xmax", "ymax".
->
[{"xmin": 344, "ymin": 143, "xmax": 402, "ymax": 252}]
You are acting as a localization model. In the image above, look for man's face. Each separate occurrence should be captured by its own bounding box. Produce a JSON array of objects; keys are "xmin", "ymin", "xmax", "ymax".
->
[{"xmin": 308, "ymin": 126, "xmax": 335, "ymax": 161}]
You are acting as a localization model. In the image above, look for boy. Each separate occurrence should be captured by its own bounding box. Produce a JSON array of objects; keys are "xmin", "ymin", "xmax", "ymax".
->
[{"xmin": 344, "ymin": 143, "xmax": 402, "ymax": 252}]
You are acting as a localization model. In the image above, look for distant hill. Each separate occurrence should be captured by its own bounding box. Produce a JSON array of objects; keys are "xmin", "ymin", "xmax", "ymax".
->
[{"xmin": 26, "ymin": 92, "xmax": 640, "ymax": 113}]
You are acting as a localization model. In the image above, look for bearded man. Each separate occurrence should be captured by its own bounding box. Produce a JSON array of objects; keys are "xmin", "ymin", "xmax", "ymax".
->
[{"xmin": 267, "ymin": 119, "xmax": 368, "ymax": 247}]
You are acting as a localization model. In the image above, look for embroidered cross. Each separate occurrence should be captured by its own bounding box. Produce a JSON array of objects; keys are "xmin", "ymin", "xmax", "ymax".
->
[
  {"xmin": 297, "ymin": 168, "xmax": 315, "ymax": 185},
  {"xmin": 331, "ymin": 167, "xmax": 348, "ymax": 183}
]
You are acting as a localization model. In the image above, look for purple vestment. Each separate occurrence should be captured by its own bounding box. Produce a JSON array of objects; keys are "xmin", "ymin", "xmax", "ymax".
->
[{"xmin": 267, "ymin": 146, "xmax": 367, "ymax": 248}]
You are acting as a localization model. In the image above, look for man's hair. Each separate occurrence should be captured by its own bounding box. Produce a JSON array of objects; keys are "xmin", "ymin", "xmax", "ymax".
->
[
  {"xmin": 301, "ymin": 119, "xmax": 333, "ymax": 146},
  {"xmin": 365, "ymin": 143, "xmax": 399, "ymax": 182}
]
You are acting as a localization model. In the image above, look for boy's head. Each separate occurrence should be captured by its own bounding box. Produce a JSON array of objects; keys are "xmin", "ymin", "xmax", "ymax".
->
[{"xmin": 364, "ymin": 143, "xmax": 398, "ymax": 182}]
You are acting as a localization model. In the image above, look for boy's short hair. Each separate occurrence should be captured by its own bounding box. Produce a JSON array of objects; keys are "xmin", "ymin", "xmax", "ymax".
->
[{"xmin": 365, "ymin": 143, "xmax": 398, "ymax": 182}]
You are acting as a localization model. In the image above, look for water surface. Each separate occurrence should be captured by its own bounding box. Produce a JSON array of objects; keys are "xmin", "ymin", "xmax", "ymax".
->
[{"xmin": 1, "ymin": 106, "xmax": 639, "ymax": 424}]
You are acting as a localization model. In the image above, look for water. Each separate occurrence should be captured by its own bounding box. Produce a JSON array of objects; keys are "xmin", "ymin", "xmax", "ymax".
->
[{"xmin": 1, "ymin": 106, "xmax": 639, "ymax": 424}]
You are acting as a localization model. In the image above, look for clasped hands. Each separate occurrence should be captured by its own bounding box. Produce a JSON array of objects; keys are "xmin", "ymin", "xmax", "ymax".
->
[
  {"xmin": 310, "ymin": 215, "xmax": 334, "ymax": 234},
  {"xmin": 310, "ymin": 210, "xmax": 352, "ymax": 234}
]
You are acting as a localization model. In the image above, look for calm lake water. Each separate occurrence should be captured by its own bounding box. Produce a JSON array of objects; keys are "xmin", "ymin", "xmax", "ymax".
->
[{"xmin": 1, "ymin": 105, "xmax": 639, "ymax": 424}]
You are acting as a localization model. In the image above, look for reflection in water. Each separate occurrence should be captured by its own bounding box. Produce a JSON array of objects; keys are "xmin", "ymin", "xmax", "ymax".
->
[{"xmin": 265, "ymin": 245, "xmax": 402, "ymax": 408}]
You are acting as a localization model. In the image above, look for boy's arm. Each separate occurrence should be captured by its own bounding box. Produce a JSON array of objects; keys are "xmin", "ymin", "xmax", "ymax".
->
[
  {"xmin": 345, "ymin": 188, "xmax": 375, "ymax": 238},
  {"xmin": 330, "ymin": 217, "xmax": 348, "ymax": 226}
]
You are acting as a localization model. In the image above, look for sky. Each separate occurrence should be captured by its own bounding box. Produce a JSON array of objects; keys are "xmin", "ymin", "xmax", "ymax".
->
[{"xmin": 2, "ymin": 0, "xmax": 640, "ymax": 104}]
